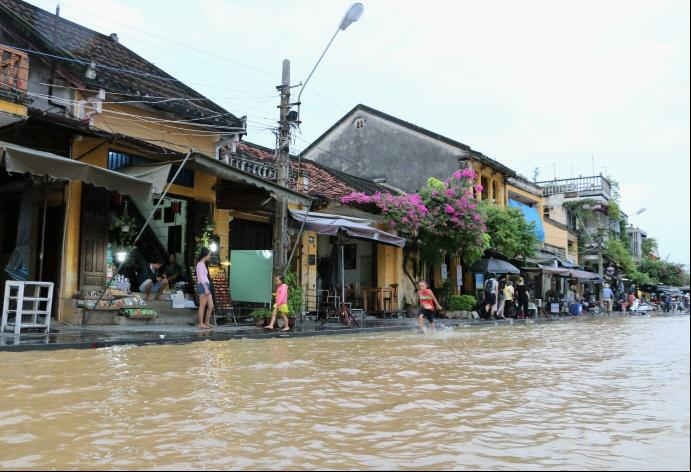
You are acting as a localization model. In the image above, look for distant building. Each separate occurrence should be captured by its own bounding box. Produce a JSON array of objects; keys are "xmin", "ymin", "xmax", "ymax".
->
[
  {"xmin": 536, "ymin": 175, "xmax": 622, "ymax": 276},
  {"xmin": 627, "ymin": 225, "xmax": 648, "ymax": 260}
]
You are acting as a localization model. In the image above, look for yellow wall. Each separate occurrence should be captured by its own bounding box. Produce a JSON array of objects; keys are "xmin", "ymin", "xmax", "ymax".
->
[
  {"xmin": 567, "ymin": 233, "xmax": 579, "ymax": 262},
  {"xmin": 63, "ymin": 133, "xmax": 220, "ymax": 307},
  {"xmin": 57, "ymin": 180, "xmax": 82, "ymax": 323},
  {"xmin": 214, "ymin": 208, "xmax": 232, "ymax": 264},
  {"xmin": 506, "ymin": 184, "xmax": 543, "ymax": 214},
  {"xmin": 89, "ymin": 103, "xmax": 219, "ymax": 157},
  {"xmin": 472, "ymin": 161, "xmax": 507, "ymax": 206},
  {"xmin": 0, "ymin": 100, "xmax": 28, "ymax": 117},
  {"xmin": 544, "ymin": 220, "xmax": 568, "ymax": 252},
  {"xmin": 376, "ymin": 244, "xmax": 404, "ymax": 308},
  {"xmin": 300, "ymin": 231, "xmax": 318, "ymax": 311}
]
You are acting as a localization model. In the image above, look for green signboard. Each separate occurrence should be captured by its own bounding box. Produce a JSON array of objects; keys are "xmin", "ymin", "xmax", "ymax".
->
[{"xmin": 230, "ymin": 250, "xmax": 273, "ymax": 304}]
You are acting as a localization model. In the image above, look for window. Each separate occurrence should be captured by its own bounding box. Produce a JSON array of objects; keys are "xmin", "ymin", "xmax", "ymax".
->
[
  {"xmin": 343, "ymin": 244, "xmax": 357, "ymax": 270},
  {"xmin": 481, "ymin": 176, "xmax": 489, "ymax": 200},
  {"xmin": 354, "ymin": 118, "xmax": 365, "ymax": 129},
  {"xmin": 168, "ymin": 164, "xmax": 194, "ymax": 188},
  {"xmin": 108, "ymin": 150, "xmax": 137, "ymax": 170},
  {"xmin": 168, "ymin": 226, "xmax": 182, "ymax": 254},
  {"xmin": 543, "ymin": 206, "xmax": 551, "ymax": 219},
  {"xmin": 108, "ymin": 150, "xmax": 194, "ymax": 188}
]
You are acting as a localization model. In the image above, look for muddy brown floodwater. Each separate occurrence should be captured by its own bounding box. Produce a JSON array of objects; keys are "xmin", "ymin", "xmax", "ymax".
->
[{"xmin": 1, "ymin": 315, "xmax": 689, "ymax": 470}]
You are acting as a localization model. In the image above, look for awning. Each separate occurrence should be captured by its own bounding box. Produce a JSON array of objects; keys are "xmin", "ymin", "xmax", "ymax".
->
[
  {"xmin": 539, "ymin": 265, "xmax": 571, "ymax": 277},
  {"xmin": 289, "ymin": 210, "xmax": 406, "ymax": 247},
  {"xmin": 567, "ymin": 269, "xmax": 602, "ymax": 281},
  {"xmin": 509, "ymin": 198, "xmax": 545, "ymax": 242},
  {"xmin": 117, "ymin": 164, "xmax": 172, "ymax": 195},
  {"xmin": 538, "ymin": 264, "xmax": 601, "ymax": 280},
  {"xmin": 191, "ymin": 154, "xmax": 311, "ymax": 206},
  {"xmin": 0, "ymin": 140, "xmax": 151, "ymax": 200}
]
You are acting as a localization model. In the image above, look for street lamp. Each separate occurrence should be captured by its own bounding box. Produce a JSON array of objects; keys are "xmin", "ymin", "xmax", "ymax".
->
[{"xmin": 296, "ymin": 2, "xmax": 364, "ymax": 109}]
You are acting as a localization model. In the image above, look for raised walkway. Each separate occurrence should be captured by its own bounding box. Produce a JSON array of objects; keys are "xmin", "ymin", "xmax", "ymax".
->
[{"xmin": 0, "ymin": 311, "xmax": 687, "ymax": 352}]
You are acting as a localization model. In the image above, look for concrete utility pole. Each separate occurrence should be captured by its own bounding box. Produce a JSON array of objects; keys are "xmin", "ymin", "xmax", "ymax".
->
[{"xmin": 272, "ymin": 59, "xmax": 291, "ymax": 274}]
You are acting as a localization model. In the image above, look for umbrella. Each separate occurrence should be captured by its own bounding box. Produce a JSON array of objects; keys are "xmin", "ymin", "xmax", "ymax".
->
[{"xmin": 470, "ymin": 257, "xmax": 521, "ymax": 275}]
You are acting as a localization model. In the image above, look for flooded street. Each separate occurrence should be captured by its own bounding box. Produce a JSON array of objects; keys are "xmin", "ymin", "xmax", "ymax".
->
[{"xmin": 1, "ymin": 316, "xmax": 688, "ymax": 470}]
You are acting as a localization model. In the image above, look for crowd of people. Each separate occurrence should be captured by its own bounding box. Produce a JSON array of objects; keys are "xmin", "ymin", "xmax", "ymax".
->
[{"xmin": 480, "ymin": 273, "xmax": 531, "ymax": 320}]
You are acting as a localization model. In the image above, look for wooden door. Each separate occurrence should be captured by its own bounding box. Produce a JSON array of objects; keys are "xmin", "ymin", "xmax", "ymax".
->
[{"xmin": 79, "ymin": 185, "xmax": 110, "ymax": 292}]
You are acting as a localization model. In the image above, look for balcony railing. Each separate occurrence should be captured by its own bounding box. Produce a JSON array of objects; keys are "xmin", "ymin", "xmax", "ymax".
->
[
  {"xmin": 225, "ymin": 155, "xmax": 308, "ymax": 191},
  {"xmin": 0, "ymin": 46, "xmax": 29, "ymax": 95},
  {"xmin": 537, "ymin": 175, "xmax": 611, "ymax": 198}
]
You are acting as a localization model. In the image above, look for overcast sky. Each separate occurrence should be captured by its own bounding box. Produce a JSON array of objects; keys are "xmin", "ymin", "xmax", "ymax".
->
[{"xmin": 26, "ymin": 0, "xmax": 691, "ymax": 265}]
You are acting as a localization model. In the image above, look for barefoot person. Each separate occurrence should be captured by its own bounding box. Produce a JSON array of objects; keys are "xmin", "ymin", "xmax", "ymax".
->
[
  {"xmin": 138, "ymin": 260, "xmax": 168, "ymax": 301},
  {"xmin": 195, "ymin": 248, "xmax": 213, "ymax": 329},
  {"xmin": 266, "ymin": 274, "xmax": 291, "ymax": 331},
  {"xmin": 417, "ymin": 280, "xmax": 442, "ymax": 332}
]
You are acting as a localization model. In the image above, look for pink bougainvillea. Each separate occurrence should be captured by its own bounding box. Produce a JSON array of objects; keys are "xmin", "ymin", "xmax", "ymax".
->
[{"xmin": 340, "ymin": 169, "xmax": 487, "ymax": 261}]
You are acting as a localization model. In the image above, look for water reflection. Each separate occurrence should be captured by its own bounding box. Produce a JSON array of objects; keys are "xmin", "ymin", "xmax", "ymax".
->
[{"xmin": 0, "ymin": 316, "xmax": 688, "ymax": 470}]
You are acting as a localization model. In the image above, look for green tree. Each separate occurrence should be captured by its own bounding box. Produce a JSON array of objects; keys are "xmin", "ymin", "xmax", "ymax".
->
[
  {"xmin": 605, "ymin": 238, "xmax": 636, "ymax": 274},
  {"xmin": 641, "ymin": 237, "xmax": 658, "ymax": 259},
  {"xmin": 638, "ymin": 258, "xmax": 687, "ymax": 286},
  {"xmin": 480, "ymin": 202, "xmax": 538, "ymax": 260}
]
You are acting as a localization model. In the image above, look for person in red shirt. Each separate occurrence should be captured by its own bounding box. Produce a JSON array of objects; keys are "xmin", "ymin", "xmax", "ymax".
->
[{"xmin": 417, "ymin": 280, "xmax": 442, "ymax": 332}]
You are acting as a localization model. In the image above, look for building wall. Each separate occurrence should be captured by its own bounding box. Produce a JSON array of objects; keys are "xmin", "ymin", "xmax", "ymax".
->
[
  {"xmin": 474, "ymin": 162, "xmax": 508, "ymax": 207},
  {"xmin": 305, "ymin": 111, "xmax": 469, "ymax": 193},
  {"xmin": 544, "ymin": 220, "xmax": 568, "ymax": 254},
  {"xmin": 57, "ymin": 135, "xmax": 221, "ymax": 321},
  {"xmin": 57, "ymin": 180, "xmax": 82, "ymax": 323},
  {"xmin": 89, "ymin": 103, "xmax": 220, "ymax": 157},
  {"xmin": 506, "ymin": 183, "xmax": 543, "ymax": 213}
]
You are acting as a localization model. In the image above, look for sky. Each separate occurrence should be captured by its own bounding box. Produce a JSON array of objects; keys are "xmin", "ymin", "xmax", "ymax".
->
[{"xmin": 24, "ymin": 0, "xmax": 691, "ymax": 266}]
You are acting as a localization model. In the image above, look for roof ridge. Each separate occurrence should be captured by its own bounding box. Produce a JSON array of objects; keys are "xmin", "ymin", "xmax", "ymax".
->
[
  {"xmin": 0, "ymin": 0, "xmax": 237, "ymax": 122},
  {"xmin": 301, "ymin": 103, "xmax": 516, "ymax": 177}
]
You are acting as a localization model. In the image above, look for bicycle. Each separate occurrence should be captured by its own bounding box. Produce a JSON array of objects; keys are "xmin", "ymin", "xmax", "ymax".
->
[{"xmin": 339, "ymin": 303, "xmax": 360, "ymax": 328}]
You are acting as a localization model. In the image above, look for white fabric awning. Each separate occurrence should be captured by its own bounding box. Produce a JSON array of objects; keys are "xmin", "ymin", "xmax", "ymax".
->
[
  {"xmin": 289, "ymin": 210, "xmax": 406, "ymax": 248},
  {"xmin": 117, "ymin": 164, "xmax": 172, "ymax": 195},
  {"xmin": 0, "ymin": 140, "xmax": 152, "ymax": 200}
]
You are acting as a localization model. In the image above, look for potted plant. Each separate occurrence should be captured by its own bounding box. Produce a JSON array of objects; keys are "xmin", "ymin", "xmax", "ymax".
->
[
  {"xmin": 447, "ymin": 294, "xmax": 477, "ymax": 319},
  {"xmin": 249, "ymin": 308, "xmax": 271, "ymax": 327},
  {"xmin": 404, "ymin": 297, "xmax": 418, "ymax": 317}
]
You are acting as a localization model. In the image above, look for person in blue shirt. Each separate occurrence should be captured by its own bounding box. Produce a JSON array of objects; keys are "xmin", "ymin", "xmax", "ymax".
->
[{"xmin": 601, "ymin": 284, "xmax": 614, "ymax": 314}]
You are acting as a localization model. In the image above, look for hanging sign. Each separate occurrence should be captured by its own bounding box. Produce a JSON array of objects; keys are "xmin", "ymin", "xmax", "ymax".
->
[
  {"xmin": 441, "ymin": 263, "xmax": 448, "ymax": 281},
  {"xmin": 456, "ymin": 264, "xmax": 463, "ymax": 287}
]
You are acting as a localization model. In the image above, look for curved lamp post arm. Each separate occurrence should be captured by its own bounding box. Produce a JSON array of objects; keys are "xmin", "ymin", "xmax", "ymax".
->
[
  {"xmin": 296, "ymin": 2, "xmax": 364, "ymax": 106},
  {"xmin": 296, "ymin": 28, "xmax": 340, "ymax": 106}
]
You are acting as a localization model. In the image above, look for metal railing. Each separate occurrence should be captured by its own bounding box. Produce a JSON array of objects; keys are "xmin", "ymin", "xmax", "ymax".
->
[
  {"xmin": 225, "ymin": 155, "xmax": 308, "ymax": 191},
  {"xmin": 537, "ymin": 175, "xmax": 611, "ymax": 198}
]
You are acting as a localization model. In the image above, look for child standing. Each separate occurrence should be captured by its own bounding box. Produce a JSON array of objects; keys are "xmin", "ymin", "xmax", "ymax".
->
[
  {"xmin": 266, "ymin": 274, "xmax": 290, "ymax": 331},
  {"xmin": 417, "ymin": 280, "xmax": 442, "ymax": 332}
]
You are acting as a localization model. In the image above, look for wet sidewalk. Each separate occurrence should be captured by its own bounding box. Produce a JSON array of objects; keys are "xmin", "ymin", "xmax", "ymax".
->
[{"xmin": 0, "ymin": 311, "xmax": 687, "ymax": 351}]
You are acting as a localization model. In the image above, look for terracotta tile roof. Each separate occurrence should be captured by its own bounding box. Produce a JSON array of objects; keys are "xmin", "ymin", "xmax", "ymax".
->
[
  {"xmin": 0, "ymin": 0, "xmax": 241, "ymax": 128},
  {"xmin": 235, "ymin": 141, "xmax": 391, "ymax": 200}
]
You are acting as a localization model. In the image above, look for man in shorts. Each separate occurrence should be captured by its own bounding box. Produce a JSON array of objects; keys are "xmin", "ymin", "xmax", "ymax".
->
[
  {"xmin": 138, "ymin": 261, "xmax": 168, "ymax": 301},
  {"xmin": 417, "ymin": 280, "xmax": 442, "ymax": 332},
  {"xmin": 483, "ymin": 272, "xmax": 498, "ymax": 319}
]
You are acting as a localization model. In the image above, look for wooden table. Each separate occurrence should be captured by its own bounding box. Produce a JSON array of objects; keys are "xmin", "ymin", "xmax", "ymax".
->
[{"xmin": 362, "ymin": 287, "xmax": 396, "ymax": 313}]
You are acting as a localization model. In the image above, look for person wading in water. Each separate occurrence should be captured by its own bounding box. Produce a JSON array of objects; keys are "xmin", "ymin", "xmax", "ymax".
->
[
  {"xmin": 418, "ymin": 280, "xmax": 442, "ymax": 333},
  {"xmin": 266, "ymin": 274, "xmax": 291, "ymax": 332}
]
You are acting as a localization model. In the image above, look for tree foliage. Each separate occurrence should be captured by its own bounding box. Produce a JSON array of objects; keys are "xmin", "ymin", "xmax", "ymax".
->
[
  {"xmin": 480, "ymin": 202, "xmax": 538, "ymax": 260},
  {"xmin": 341, "ymin": 168, "xmax": 487, "ymax": 285},
  {"xmin": 605, "ymin": 238, "xmax": 636, "ymax": 274},
  {"xmin": 638, "ymin": 258, "xmax": 687, "ymax": 286},
  {"xmin": 641, "ymin": 237, "xmax": 658, "ymax": 259}
]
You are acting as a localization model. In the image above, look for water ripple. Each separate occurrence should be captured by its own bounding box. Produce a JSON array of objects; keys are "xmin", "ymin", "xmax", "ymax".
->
[{"xmin": 0, "ymin": 316, "xmax": 688, "ymax": 470}]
